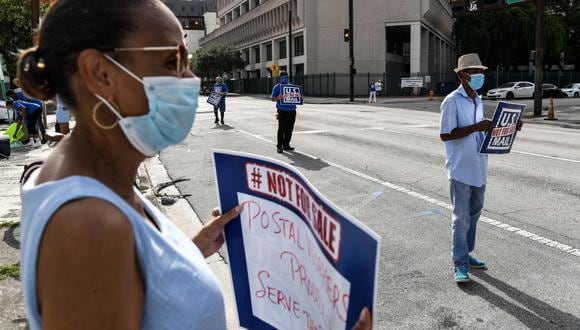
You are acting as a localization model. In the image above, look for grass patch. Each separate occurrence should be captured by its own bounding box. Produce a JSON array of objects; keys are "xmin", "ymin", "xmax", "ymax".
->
[
  {"xmin": 0, "ymin": 263, "xmax": 20, "ymax": 281},
  {"xmin": 0, "ymin": 221, "xmax": 20, "ymax": 229}
]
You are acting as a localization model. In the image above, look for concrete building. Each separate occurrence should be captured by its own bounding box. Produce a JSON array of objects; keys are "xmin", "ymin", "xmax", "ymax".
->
[
  {"xmin": 163, "ymin": 0, "xmax": 219, "ymax": 53},
  {"xmin": 200, "ymin": 0, "xmax": 456, "ymax": 81}
]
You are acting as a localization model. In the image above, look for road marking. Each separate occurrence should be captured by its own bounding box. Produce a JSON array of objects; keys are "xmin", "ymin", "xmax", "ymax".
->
[
  {"xmin": 293, "ymin": 130, "xmax": 328, "ymax": 135},
  {"xmin": 511, "ymin": 150, "xmax": 580, "ymax": 164},
  {"xmin": 361, "ymin": 127, "xmax": 580, "ymax": 164},
  {"xmin": 236, "ymin": 128, "xmax": 580, "ymax": 258}
]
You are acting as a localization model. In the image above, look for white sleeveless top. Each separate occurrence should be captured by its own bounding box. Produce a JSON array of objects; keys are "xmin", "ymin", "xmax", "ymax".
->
[{"xmin": 20, "ymin": 172, "xmax": 227, "ymax": 329}]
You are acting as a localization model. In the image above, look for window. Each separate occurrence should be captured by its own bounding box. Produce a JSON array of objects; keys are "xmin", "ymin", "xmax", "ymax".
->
[
  {"xmin": 294, "ymin": 36, "xmax": 304, "ymax": 56},
  {"xmin": 279, "ymin": 40, "xmax": 287, "ymax": 59},
  {"xmin": 266, "ymin": 44, "xmax": 272, "ymax": 61},
  {"xmin": 186, "ymin": 17, "xmax": 205, "ymax": 30},
  {"xmin": 243, "ymin": 48, "xmax": 250, "ymax": 62},
  {"xmin": 254, "ymin": 47, "xmax": 261, "ymax": 63}
]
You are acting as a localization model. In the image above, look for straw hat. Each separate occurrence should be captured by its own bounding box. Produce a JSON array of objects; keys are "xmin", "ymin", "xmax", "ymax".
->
[{"xmin": 454, "ymin": 53, "xmax": 488, "ymax": 73}]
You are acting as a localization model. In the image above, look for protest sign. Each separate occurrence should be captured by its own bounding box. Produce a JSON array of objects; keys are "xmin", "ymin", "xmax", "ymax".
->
[
  {"xmin": 480, "ymin": 101, "xmax": 525, "ymax": 154},
  {"xmin": 213, "ymin": 150, "xmax": 380, "ymax": 330},
  {"xmin": 280, "ymin": 84, "xmax": 303, "ymax": 105},
  {"xmin": 207, "ymin": 92, "xmax": 223, "ymax": 107}
]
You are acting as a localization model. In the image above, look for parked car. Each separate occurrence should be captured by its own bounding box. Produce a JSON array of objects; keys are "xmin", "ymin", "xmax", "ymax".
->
[
  {"xmin": 541, "ymin": 84, "xmax": 567, "ymax": 98},
  {"xmin": 486, "ymin": 81, "xmax": 535, "ymax": 100},
  {"xmin": 561, "ymin": 83, "xmax": 580, "ymax": 98}
]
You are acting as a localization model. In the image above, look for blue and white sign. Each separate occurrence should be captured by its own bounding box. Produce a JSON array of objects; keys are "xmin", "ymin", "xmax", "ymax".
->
[
  {"xmin": 480, "ymin": 101, "xmax": 525, "ymax": 154},
  {"xmin": 207, "ymin": 92, "xmax": 223, "ymax": 107},
  {"xmin": 213, "ymin": 150, "xmax": 380, "ymax": 330},
  {"xmin": 280, "ymin": 84, "xmax": 303, "ymax": 105}
]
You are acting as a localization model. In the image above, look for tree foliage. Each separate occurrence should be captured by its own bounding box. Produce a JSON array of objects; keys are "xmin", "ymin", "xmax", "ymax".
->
[
  {"xmin": 454, "ymin": 4, "xmax": 567, "ymax": 70},
  {"xmin": 0, "ymin": 0, "xmax": 50, "ymax": 79},
  {"xmin": 546, "ymin": 0, "xmax": 580, "ymax": 68},
  {"xmin": 191, "ymin": 45, "xmax": 246, "ymax": 80}
]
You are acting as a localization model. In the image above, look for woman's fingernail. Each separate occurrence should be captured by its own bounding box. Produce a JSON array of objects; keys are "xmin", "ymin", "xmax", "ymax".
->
[{"xmin": 235, "ymin": 206, "xmax": 241, "ymax": 212}]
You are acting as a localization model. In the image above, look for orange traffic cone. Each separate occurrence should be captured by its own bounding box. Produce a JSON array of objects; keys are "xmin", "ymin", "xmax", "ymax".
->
[{"xmin": 544, "ymin": 97, "xmax": 558, "ymax": 121}]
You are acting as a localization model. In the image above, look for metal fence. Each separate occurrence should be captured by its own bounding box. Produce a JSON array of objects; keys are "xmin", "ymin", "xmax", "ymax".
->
[{"xmin": 226, "ymin": 71, "xmax": 580, "ymax": 97}]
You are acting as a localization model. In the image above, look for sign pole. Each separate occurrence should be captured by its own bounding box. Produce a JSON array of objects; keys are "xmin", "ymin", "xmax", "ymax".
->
[
  {"xmin": 533, "ymin": 0, "xmax": 544, "ymax": 117},
  {"xmin": 348, "ymin": 0, "xmax": 354, "ymax": 102}
]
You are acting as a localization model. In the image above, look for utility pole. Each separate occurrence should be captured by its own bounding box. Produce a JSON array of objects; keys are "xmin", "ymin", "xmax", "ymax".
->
[
  {"xmin": 533, "ymin": 0, "xmax": 544, "ymax": 117},
  {"xmin": 288, "ymin": 2, "xmax": 293, "ymax": 81},
  {"xmin": 348, "ymin": 0, "xmax": 354, "ymax": 102},
  {"xmin": 31, "ymin": 0, "xmax": 40, "ymax": 43}
]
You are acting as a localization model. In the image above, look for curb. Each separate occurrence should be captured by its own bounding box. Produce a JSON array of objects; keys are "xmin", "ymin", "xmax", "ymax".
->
[{"xmin": 138, "ymin": 157, "xmax": 239, "ymax": 329}]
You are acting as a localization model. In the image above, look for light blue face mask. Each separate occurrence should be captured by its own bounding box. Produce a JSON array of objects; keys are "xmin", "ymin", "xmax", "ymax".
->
[
  {"xmin": 95, "ymin": 54, "xmax": 200, "ymax": 157},
  {"xmin": 468, "ymin": 73, "xmax": 485, "ymax": 91}
]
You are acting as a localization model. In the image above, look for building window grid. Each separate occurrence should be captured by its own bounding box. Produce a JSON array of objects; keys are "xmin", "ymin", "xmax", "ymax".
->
[
  {"xmin": 266, "ymin": 43, "xmax": 272, "ymax": 61},
  {"xmin": 294, "ymin": 35, "xmax": 303, "ymax": 56},
  {"xmin": 279, "ymin": 39, "xmax": 287, "ymax": 59}
]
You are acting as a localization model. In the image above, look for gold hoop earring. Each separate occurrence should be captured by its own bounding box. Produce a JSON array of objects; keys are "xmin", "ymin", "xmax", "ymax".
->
[{"xmin": 92, "ymin": 101, "xmax": 119, "ymax": 130}]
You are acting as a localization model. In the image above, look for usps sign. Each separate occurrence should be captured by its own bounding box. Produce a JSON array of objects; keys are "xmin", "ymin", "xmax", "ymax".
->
[
  {"xmin": 213, "ymin": 150, "xmax": 380, "ymax": 330},
  {"xmin": 207, "ymin": 92, "xmax": 223, "ymax": 107},
  {"xmin": 280, "ymin": 84, "xmax": 303, "ymax": 105},
  {"xmin": 480, "ymin": 101, "xmax": 525, "ymax": 154}
]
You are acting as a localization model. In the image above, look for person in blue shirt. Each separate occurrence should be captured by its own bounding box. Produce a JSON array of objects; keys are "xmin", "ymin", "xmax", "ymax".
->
[
  {"xmin": 271, "ymin": 71, "xmax": 298, "ymax": 154},
  {"xmin": 7, "ymin": 90, "xmax": 43, "ymax": 147},
  {"xmin": 439, "ymin": 53, "xmax": 522, "ymax": 283},
  {"xmin": 368, "ymin": 80, "xmax": 376, "ymax": 103},
  {"xmin": 13, "ymin": 78, "xmax": 47, "ymax": 143},
  {"xmin": 213, "ymin": 76, "xmax": 228, "ymax": 124}
]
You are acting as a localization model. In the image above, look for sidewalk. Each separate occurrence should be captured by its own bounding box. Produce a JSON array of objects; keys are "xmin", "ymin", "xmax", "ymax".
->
[{"xmin": 0, "ymin": 113, "xmax": 238, "ymax": 329}]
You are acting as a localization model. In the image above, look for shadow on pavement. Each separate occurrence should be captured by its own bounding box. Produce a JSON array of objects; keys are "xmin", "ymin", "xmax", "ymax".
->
[
  {"xmin": 283, "ymin": 152, "xmax": 329, "ymax": 171},
  {"xmin": 211, "ymin": 124, "xmax": 235, "ymax": 131},
  {"xmin": 459, "ymin": 271, "xmax": 580, "ymax": 329}
]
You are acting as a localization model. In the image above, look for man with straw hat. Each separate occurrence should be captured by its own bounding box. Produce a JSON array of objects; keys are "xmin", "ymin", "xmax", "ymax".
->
[{"xmin": 439, "ymin": 53, "xmax": 523, "ymax": 283}]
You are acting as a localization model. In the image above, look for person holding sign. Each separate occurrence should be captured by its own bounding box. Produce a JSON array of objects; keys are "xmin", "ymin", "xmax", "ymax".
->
[
  {"xmin": 213, "ymin": 76, "xmax": 228, "ymax": 125},
  {"xmin": 439, "ymin": 53, "xmax": 522, "ymax": 283},
  {"xmin": 368, "ymin": 81, "xmax": 377, "ymax": 103},
  {"xmin": 16, "ymin": 1, "xmax": 242, "ymax": 328},
  {"xmin": 271, "ymin": 71, "xmax": 298, "ymax": 154}
]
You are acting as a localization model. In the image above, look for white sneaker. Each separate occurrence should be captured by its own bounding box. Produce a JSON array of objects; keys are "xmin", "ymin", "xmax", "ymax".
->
[
  {"xmin": 33, "ymin": 140, "xmax": 42, "ymax": 148},
  {"xmin": 24, "ymin": 140, "xmax": 34, "ymax": 147}
]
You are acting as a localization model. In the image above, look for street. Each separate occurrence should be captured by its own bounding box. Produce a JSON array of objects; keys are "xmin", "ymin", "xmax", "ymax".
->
[{"xmin": 160, "ymin": 96, "xmax": 580, "ymax": 329}]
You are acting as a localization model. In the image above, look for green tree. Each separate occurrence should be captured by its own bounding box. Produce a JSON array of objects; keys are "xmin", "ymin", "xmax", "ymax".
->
[
  {"xmin": 547, "ymin": 0, "xmax": 580, "ymax": 68},
  {"xmin": 454, "ymin": 4, "xmax": 566, "ymax": 70},
  {"xmin": 0, "ymin": 0, "xmax": 50, "ymax": 79},
  {"xmin": 191, "ymin": 45, "xmax": 246, "ymax": 81}
]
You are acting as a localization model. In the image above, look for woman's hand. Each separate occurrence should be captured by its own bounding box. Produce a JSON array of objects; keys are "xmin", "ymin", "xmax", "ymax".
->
[
  {"xmin": 192, "ymin": 206, "xmax": 242, "ymax": 258},
  {"xmin": 353, "ymin": 308, "xmax": 372, "ymax": 330}
]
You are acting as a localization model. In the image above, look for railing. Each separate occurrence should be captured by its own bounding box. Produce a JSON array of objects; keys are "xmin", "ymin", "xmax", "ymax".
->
[{"xmin": 225, "ymin": 71, "xmax": 580, "ymax": 97}]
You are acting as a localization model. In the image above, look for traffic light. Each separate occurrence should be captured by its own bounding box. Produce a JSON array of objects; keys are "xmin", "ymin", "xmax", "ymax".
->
[{"xmin": 343, "ymin": 29, "xmax": 350, "ymax": 42}]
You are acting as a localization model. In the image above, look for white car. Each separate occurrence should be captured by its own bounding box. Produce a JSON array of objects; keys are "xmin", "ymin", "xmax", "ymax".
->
[
  {"xmin": 561, "ymin": 83, "xmax": 580, "ymax": 98},
  {"xmin": 486, "ymin": 81, "xmax": 535, "ymax": 100}
]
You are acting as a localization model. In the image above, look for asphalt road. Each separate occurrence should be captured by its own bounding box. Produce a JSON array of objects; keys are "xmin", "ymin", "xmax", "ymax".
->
[{"xmin": 160, "ymin": 96, "xmax": 580, "ymax": 329}]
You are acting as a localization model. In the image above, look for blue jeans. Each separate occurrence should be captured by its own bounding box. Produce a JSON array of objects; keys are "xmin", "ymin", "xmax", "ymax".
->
[{"xmin": 450, "ymin": 179, "xmax": 486, "ymax": 271}]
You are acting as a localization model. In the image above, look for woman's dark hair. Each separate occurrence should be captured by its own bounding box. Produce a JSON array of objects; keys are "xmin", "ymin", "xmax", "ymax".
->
[{"xmin": 17, "ymin": 0, "xmax": 153, "ymax": 107}]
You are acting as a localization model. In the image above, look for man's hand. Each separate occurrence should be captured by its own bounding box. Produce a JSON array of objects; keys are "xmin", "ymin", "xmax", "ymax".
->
[
  {"xmin": 475, "ymin": 119, "xmax": 492, "ymax": 132},
  {"xmin": 516, "ymin": 120, "xmax": 523, "ymax": 131},
  {"xmin": 192, "ymin": 206, "xmax": 242, "ymax": 258}
]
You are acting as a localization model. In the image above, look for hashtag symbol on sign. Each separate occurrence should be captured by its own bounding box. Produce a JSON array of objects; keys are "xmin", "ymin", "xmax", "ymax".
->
[{"xmin": 251, "ymin": 168, "xmax": 262, "ymax": 189}]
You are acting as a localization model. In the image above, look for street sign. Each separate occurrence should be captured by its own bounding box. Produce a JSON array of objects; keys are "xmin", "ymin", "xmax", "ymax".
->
[
  {"xmin": 401, "ymin": 77, "xmax": 424, "ymax": 88},
  {"xmin": 424, "ymin": 76, "xmax": 431, "ymax": 84}
]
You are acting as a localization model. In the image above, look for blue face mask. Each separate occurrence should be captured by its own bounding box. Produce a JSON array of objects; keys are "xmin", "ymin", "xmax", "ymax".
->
[
  {"xmin": 468, "ymin": 73, "xmax": 485, "ymax": 91},
  {"xmin": 95, "ymin": 54, "xmax": 200, "ymax": 157},
  {"xmin": 280, "ymin": 76, "xmax": 289, "ymax": 84}
]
